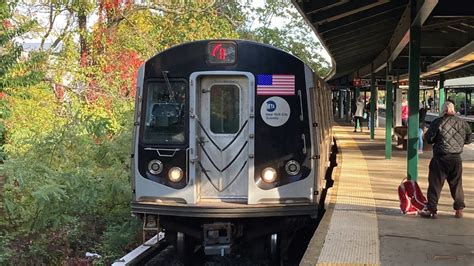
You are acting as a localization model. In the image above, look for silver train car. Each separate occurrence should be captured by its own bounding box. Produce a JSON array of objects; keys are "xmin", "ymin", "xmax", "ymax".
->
[{"xmin": 131, "ymin": 40, "xmax": 335, "ymax": 258}]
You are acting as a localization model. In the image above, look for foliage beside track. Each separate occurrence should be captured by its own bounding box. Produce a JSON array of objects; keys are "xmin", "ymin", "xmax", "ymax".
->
[{"xmin": 0, "ymin": 0, "xmax": 329, "ymax": 264}]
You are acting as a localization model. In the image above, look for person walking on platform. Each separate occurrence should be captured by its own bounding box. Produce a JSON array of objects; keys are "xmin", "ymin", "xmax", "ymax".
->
[
  {"xmin": 419, "ymin": 102, "xmax": 472, "ymax": 218},
  {"xmin": 353, "ymin": 96, "xmax": 365, "ymax": 132},
  {"xmin": 418, "ymin": 103, "xmax": 427, "ymax": 154},
  {"xmin": 401, "ymin": 97, "xmax": 408, "ymax": 126},
  {"xmin": 350, "ymin": 97, "xmax": 356, "ymax": 123}
]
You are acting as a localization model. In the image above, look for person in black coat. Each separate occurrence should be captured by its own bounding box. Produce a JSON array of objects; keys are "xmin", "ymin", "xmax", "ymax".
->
[{"xmin": 419, "ymin": 102, "xmax": 472, "ymax": 218}]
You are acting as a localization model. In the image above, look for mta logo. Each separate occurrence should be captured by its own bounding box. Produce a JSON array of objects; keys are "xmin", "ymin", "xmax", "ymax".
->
[{"xmin": 266, "ymin": 101, "xmax": 276, "ymax": 112}]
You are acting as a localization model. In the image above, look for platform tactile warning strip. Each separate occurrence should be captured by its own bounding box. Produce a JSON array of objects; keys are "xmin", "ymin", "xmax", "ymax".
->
[{"xmin": 316, "ymin": 130, "xmax": 380, "ymax": 265}]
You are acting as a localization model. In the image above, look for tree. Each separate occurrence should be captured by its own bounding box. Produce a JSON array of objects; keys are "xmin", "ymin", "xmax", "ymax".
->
[
  {"xmin": 1, "ymin": 1, "xmax": 242, "ymax": 264},
  {"xmin": 239, "ymin": 0, "xmax": 331, "ymax": 76},
  {"xmin": 0, "ymin": 1, "xmax": 45, "ymax": 161},
  {"xmin": 2, "ymin": 1, "xmax": 332, "ymax": 263}
]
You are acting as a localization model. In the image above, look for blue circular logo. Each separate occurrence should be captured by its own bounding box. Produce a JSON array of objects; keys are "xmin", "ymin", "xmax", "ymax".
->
[{"xmin": 266, "ymin": 100, "xmax": 277, "ymax": 112}]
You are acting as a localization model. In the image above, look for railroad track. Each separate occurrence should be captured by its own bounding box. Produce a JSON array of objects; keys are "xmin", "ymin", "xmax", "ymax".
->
[
  {"xmin": 113, "ymin": 233, "xmax": 167, "ymax": 266},
  {"xmin": 113, "ymin": 218, "xmax": 320, "ymax": 266}
]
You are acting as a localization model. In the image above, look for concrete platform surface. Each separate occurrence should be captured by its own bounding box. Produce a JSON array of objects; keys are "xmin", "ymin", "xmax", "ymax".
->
[{"xmin": 301, "ymin": 124, "xmax": 474, "ymax": 266}]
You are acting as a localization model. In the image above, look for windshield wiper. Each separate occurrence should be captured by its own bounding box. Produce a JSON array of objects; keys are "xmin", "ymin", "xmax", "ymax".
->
[{"xmin": 162, "ymin": 70, "xmax": 175, "ymax": 103}]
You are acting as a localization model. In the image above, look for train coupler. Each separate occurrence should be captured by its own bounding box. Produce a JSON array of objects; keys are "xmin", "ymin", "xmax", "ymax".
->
[
  {"xmin": 203, "ymin": 222, "xmax": 232, "ymax": 256},
  {"xmin": 142, "ymin": 214, "xmax": 160, "ymax": 243}
]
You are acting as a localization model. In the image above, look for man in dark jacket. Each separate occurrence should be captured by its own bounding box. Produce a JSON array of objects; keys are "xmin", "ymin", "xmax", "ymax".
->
[{"xmin": 420, "ymin": 102, "xmax": 472, "ymax": 218}]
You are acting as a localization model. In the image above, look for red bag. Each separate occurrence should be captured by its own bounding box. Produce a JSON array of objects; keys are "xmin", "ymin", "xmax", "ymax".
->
[{"xmin": 398, "ymin": 178, "xmax": 427, "ymax": 215}]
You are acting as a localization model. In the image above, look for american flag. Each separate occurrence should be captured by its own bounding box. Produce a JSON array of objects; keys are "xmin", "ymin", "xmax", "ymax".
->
[{"xmin": 257, "ymin": 74, "xmax": 295, "ymax": 95}]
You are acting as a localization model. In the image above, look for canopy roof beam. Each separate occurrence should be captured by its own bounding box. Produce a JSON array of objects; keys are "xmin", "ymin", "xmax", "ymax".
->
[
  {"xmin": 304, "ymin": 0, "xmax": 349, "ymax": 15},
  {"xmin": 322, "ymin": 16, "xmax": 400, "ymax": 41},
  {"xmin": 422, "ymin": 41, "xmax": 474, "ymax": 77},
  {"xmin": 312, "ymin": 0, "xmax": 390, "ymax": 25},
  {"xmin": 317, "ymin": 2, "xmax": 406, "ymax": 34},
  {"xmin": 355, "ymin": 0, "xmax": 439, "ymax": 78}
]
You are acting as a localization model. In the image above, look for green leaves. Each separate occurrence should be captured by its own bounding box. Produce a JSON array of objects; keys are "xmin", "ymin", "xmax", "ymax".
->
[
  {"xmin": 31, "ymin": 182, "xmax": 68, "ymax": 209},
  {"xmin": 1, "ymin": 1, "xmax": 331, "ymax": 264},
  {"xmin": 240, "ymin": 0, "xmax": 331, "ymax": 76}
]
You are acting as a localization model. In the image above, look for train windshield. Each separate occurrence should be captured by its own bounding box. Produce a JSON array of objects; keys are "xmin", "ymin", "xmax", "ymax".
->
[{"xmin": 143, "ymin": 81, "xmax": 186, "ymax": 144}]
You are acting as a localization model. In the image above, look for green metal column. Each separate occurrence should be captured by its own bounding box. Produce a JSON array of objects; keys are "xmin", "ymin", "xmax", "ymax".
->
[
  {"xmin": 370, "ymin": 73, "xmax": 376, "ymax": 140},
  {"xmin": 385, "ymin": 73, "xmax": 393, "ymax": 159},
  {"xmin": 355, "ymin": 87, "xmax": 361, "ymax": 129},
  {"xmin": 439, "ymin": 73, "xmax": 445, "ymax": 114},
  {"xmin": 407, "ymin": 0, "xmax": 421, "ymax": 181}
]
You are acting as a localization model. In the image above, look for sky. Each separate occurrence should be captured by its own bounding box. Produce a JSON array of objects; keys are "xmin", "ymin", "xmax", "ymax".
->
[
  {"xmin": 251, "ymin": 0, "xmax": 331, "ymax": 63},
  {"xmin": 18, "ymin": 0, "xmax": 331, "ymax": 63}
]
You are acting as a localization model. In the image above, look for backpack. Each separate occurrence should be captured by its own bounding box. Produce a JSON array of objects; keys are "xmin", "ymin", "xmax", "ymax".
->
[{"xmin": 398, "ymin": 178, "xmax": 427, "ymax": 215}]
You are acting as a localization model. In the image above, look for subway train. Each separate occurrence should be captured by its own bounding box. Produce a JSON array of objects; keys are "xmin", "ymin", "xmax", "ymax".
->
[{"xmin": 131, "ymin": 40, "xmax": 336, "ymax": 259}]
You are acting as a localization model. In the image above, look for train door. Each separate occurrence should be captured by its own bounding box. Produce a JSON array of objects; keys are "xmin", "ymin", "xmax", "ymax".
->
[{"xmin": 190, "ymin": 73, "xmax": 254, "ymax": 202}]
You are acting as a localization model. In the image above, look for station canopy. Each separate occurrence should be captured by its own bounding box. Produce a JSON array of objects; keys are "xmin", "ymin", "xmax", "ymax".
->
[{"xmin": 292, "ymin": 0, "xmax": 474, "ymax": 85}]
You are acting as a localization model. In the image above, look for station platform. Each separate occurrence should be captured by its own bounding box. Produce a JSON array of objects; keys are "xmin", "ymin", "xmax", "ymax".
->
[{"xmin": 301, "ymin": 124, "xmax": 474, "ymax": 265}]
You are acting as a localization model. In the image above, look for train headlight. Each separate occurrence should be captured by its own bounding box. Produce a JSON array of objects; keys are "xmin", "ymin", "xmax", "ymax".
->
[
  {"xmin": 168, "ymin": 167, "xmax": 184, "ymax": 182},
  {"xmin": 148, "ymin": 160, "xmax": 163, "ymax": 175},
  {"xmin": 285, "ymin": 160, "xmax": 301, "ymax": 176},
  {"xmin": 262, "ymin": 167, "xmax": 277, "ymax": 183}
]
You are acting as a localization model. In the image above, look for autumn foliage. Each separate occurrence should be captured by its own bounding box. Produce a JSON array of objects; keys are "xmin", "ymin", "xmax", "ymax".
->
[
  {"xmin": 1, "ymin": 0, "xmax": 329, "ymax": 264},
  {"xmin": 0, "ymin": 1, "xmax": 240, "ymax": 264}
]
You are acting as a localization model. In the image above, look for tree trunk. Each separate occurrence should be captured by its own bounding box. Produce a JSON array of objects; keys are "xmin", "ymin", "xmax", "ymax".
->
[{"xmin": 78, "ymin": 14, "xmax": 87, "ymax": 67}]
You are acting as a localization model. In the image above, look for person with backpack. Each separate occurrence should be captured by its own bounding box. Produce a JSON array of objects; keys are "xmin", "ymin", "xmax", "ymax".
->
[
  {"xmin": 353, "ymin": 96, "xmax": 365, "ymax": 132},
  {"xmin": 419, "ymin": 102, "xmax": 472, "ymax": 218}
]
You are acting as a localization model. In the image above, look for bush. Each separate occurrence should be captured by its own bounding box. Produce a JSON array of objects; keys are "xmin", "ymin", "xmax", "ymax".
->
[{"xmin": 1, "ymin": 86, "xmax": 141, "ymax": 263}]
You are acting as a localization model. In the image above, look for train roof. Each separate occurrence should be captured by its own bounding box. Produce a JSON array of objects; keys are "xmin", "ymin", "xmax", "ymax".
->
[
  {"xmin": 445, "ymin": 76, "xmax": 474, "ymax": 88},
  {"xmin": 145, "ymin": 39, "xmax": 309, "ymax": 69}
]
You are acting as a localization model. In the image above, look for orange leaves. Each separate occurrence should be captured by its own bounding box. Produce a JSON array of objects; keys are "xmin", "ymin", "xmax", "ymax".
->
[
  {"xmin": 53, "ymin": 84, "xmax": 64, "ymax": 102},
  {"xmin": 101, "ymin": 49, "xmax": 143, "ymax": 98},
  {"xmin": 2, "ymin": 19, "xmax": 12, "ymax": 29}
]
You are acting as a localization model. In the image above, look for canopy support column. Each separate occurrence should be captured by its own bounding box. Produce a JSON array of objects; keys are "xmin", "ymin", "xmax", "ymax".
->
[
  {"xmin": 407, "ymin": 0, "xmax": 421, "ymax": 181},
  {"xmin": 395, "ymin": 76, "xmax": 402, "ymax": 126},
  {"xmin": 355, "ymin": 87, "xmax": 361, "ymax": 129},
  {"xmin": 439, "ymin": 73, "xmax": 445, "ymax": 114},
  {"xmin": 339, "ymin": 90, "xmax": 344, "ymax": 119},
  {"xmin": 370, "ymin": 72, "xmax": 376, "ymax": 140},
  {"xmin": 385, "ymin": 69, "xmax": 394, "ymax": 159}
]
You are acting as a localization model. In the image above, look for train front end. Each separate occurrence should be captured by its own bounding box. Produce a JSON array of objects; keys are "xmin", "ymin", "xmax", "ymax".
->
[{"xmin": 131, "ymin": 40, "xmax": 326, "ymax": 256}]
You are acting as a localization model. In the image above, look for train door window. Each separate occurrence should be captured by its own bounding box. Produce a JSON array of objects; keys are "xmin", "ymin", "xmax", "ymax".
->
[
  {"xmin": 210, "ymin": 84, "xmax": 240, "ymax": 134},
  {"xmin": 143, "ymin": 81, "xmax": 186, "ymax": 144}
]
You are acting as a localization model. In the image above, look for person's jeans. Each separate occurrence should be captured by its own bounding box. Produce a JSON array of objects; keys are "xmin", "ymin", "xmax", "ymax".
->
[{"xmin": 418, "ymin": 128, "xmax": 424, "ymax": 151}]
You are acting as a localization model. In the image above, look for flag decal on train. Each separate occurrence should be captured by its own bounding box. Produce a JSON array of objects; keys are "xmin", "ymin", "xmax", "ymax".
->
[{"xmin": 257, "ymin": 74, "xmax": 295, "ymax": 95}]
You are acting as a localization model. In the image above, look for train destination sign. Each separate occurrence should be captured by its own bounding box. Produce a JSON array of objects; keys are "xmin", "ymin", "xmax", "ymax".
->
[{"xmin": 207, "ymin": 42, "xmax": 236, "ymax": 64}]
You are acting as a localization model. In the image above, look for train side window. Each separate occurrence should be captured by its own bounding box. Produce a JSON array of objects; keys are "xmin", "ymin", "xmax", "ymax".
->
[
  {"xmin": 210, "ymin": 84, "xmax": 240, "ymax": 134},
  {"xmin": 143, "ymin": 81, "xmax": 186, "ymax": 144}
]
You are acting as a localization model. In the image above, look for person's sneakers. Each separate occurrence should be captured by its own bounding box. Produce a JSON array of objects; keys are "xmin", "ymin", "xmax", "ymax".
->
[
  {"xmin": 455, "ymin": 209, "xmax": 463, "ymax": 218},
  {"xmin": 419, "ymin": 207, "xmax": 437, "ymax": 218},
  {"xmin": 418, "ymin": 150, "xmax": 423, "ymax": 154}
]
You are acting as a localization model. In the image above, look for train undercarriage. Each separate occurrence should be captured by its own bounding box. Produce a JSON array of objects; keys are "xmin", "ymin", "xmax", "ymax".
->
[{"xmin": 138, "ymin": 212, "xmax": 320, "ymax": 263}]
